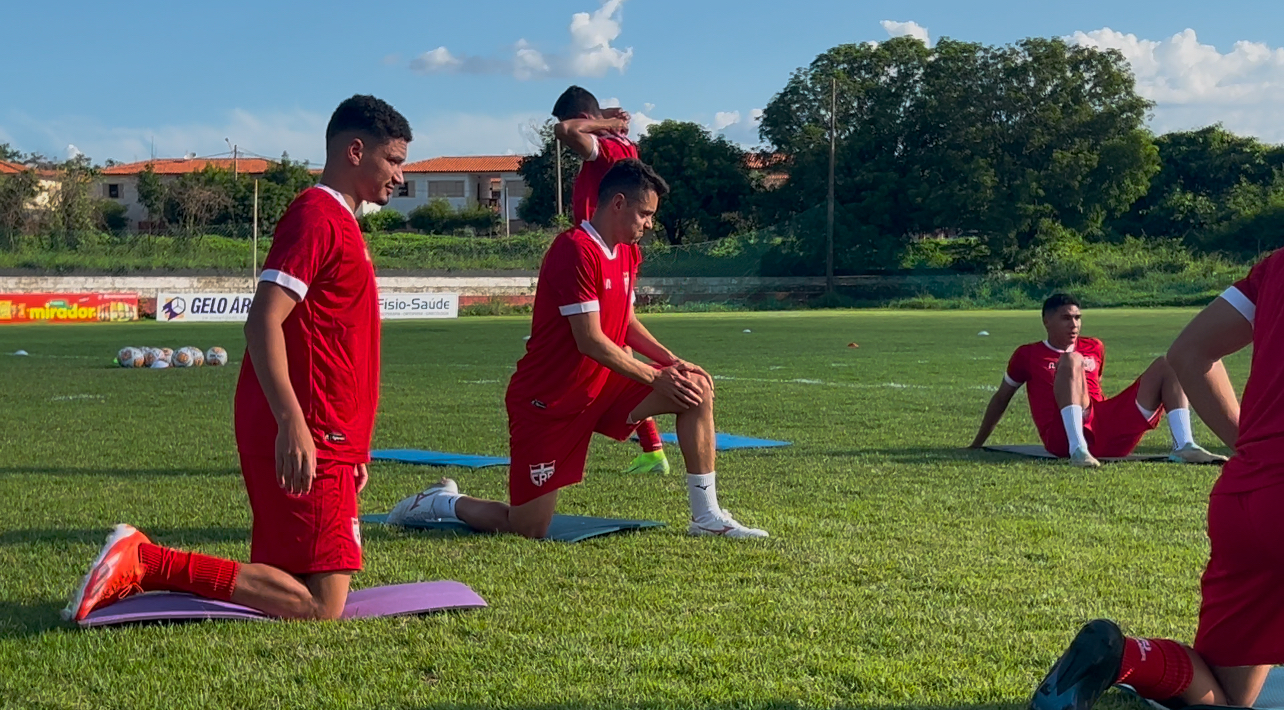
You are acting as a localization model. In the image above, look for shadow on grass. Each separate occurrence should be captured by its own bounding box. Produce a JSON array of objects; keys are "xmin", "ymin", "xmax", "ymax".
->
[
  {"xmin": 405, "ymin": 702, "xmax": 1041, "ymax": 710},
  {"xmin": 0, "ymin": 598, "xmax": 70, "ymax": 638},
  {"xmin": 0, "ymin": 527, "xmax": 248, "ymax": 547},
  {"xmin": 0, "ymin": 466, "xmax": 240, "ymax": 478}
]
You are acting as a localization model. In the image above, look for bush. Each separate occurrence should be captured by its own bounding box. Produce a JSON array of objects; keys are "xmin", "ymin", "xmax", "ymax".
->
[
  {"xmin": 97, "ymin": 201, "xmax": 130, "ymax": 232},
  {"xmin": 408, "ymin": 200, "xmax": 501, "ymax": 236},
  {"xmin": 358, "ymin": 208, "xmax": 407, "ymax": 233}
]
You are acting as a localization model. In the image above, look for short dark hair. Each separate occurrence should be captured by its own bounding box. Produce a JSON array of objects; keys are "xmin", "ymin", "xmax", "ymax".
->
[
  {"xmin": 325, "ymin": 95, "xmax": 413, "ymax": 147},
  {"xmin": 597, "ymin": 159, "xmax": 670, "ymax": 206},
  {"xmin": 552, "ymin": 86, "xmax": 601, "ymax": 121},
  {"xmin": 1042, "ymin": 293, "xmax": 1081, "ymax": 317}
]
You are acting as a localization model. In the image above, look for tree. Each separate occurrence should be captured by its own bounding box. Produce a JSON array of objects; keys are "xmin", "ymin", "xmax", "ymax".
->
[
  {"xmin": 637, "ymin": 120, "xmax": 755, "ymax": 244},
  {"xmin": 48, "ymin": 155, "xmax": 99, "ymax": 248},
  {"xmin": 136, "ymin": 165, "xmax": 167, "ymax": 228},
  {"xmin": 518, "ymin": 120, "xmax": 581, "ymax": 227},
  {"xmin": 0, "ymin": 143, "xmax": 25, "ymax": 163},
  {"xmin": 0, "ymin": 169, "xmax": 39, "ymax": 249}
]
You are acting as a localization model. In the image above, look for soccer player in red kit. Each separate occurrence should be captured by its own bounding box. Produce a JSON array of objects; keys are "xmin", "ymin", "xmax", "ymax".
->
[
  {"xmin": 63, "ymin": 95, "xmax": 411, "ymax": 622},
  {"xmin": 1026, "ymin": 254, "xmax": 1283, "ymax": 710},
  {"xmin": 392, "ymin": 160, "xmax": 767, "ymax": 540},
  {"xmin": 970, "ymin": 293, "xmax": 1224, "ymax": 468},
  {"xmin": 552, "ymin": 85, "xmax": 669, "ymax": 476}
]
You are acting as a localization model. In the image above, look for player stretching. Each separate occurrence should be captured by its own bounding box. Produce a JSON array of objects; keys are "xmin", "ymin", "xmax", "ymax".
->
[
  {"xmin": 391, "ymin": 160, "xmax": 767, "ymax": 539},
  {"xmin": 552, "ymin": 85, "xmax": 669, "ymax": 476},
  {"xmin": 970, "ymin": 293, "xmax": 1225, "ymax": 467},
  {"xmin": 1027, "ymin": 254, "xmax": 1280, "ymax": 709},
  {"xmin": 64, "ymin": 95, "xmax": 410, "ymax": 621}
]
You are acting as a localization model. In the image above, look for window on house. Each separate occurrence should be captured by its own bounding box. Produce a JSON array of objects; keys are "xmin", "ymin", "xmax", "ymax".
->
[
  {"xmin": 505, "ymin": 180, "xmax": 530, "ymax": 197},
  {"xmin": 395, "ymin": 181, "xmax": 415, "ymax": 198},
  {"xmin": 106, "ymin": 184, "xmax": 121, "ymax": 199},
  {"xmin": 427, "ymin": 180, "xmax": 465, "ymax": 198}
]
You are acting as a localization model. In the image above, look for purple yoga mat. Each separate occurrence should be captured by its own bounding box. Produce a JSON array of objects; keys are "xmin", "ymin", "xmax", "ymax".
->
[{"xmin": 79, "ymin": 580, "xmax": 486, "ymax": 628}]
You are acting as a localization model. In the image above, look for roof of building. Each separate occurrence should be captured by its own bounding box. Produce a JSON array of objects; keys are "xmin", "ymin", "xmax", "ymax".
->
[
  {"xmin": 402, "ymin": 155, "xmax": 525, "ymax": 174},
  {"xmin": 0, "ymin": 160, "xmax": 27, "ymax": 175},
  {"xmin": 100, "ymin": 158, "xmax": 276, "ymax": 176}
]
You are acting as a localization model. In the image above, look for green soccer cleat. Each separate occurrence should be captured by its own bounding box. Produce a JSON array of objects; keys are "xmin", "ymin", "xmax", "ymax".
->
[{"xmin": 624, "ymin": 450, "xmax": 670, "ymax": 475}]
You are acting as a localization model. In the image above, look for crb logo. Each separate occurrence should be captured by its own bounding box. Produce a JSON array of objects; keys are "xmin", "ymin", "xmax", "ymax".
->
[
  {"xmin": 529, "ymin": 462, "xmax": 556, "ymax": 487},
  {"xmin": 162, "ymin": 297, "xmax": 187, "ymax": 320}
]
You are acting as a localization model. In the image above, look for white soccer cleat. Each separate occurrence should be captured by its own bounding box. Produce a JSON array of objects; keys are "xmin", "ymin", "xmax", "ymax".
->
[
  {"xmin": 1169, "ymin": 443, "xmax": 1228, "ymax": 465},
  {"xmin": 387, "ymin": 478, "xmax": 461, "ymax": 525},
  {"xmin": 1069, "ymin": 447, "xmax": 1102, "ymax": 469},
  {"xmin": 688, "ymin": 509, "xmax": 769, "ymax": 539}
]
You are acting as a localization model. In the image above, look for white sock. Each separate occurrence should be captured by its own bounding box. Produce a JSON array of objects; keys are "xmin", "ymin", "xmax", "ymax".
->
[
  {"xmin": 432, "ymin": 489, "xmax": 461, "ymax": 519},
  {"xmin": 1168, "ymin": 408, "xmax": 1195, "ymax": 449},
  {"xmin": 687, "ymin": 473, "xmax": 720, "ymax": 522},
  {"xmin": 1061, "ymin": 405, "xmax": 1089, "ymax": 454}
]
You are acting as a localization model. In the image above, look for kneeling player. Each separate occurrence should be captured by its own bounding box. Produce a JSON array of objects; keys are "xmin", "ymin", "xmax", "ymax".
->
[
  {"xmin": 970, "ymin": 293, "xmax": 1224, "ymax": 467},
  {"xmin": 390, "ymin": 159, "xmax": 767, "ymax": 539},
  {"xmin": 1027, "ymin": 254, "xmax": 1277, "ymax": 709}
]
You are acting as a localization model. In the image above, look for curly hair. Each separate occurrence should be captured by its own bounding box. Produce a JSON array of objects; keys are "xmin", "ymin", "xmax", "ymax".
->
[{"xmin": 325, "ymin": 95, "xmax": 413, "ymax": 146}]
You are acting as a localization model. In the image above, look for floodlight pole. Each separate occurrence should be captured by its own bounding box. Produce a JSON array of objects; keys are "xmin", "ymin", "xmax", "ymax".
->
[
  {"xmin": 252, "ymin": 179, "xmax": 259, "ymax": 288},
  {"xmin": 826, "ymin": 76, "xmax": 837, "ymax": 294}
]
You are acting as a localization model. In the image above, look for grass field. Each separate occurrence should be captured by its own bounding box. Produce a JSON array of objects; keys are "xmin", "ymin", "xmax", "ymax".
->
[{"xmin": 0, "ymin": 310, "xmax": 1243, "ymax": 710}]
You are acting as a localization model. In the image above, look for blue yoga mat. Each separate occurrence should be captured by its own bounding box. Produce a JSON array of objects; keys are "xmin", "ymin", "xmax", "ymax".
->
[
  {"xmin": 634, "ymin": 432, "xmax": 792, "ymax": 450},
  {"xmin": 372, "ymin": 449, "xmax": 509, "ymax": 469},
  {"xmin": 362, "ymin": 513, "xmax": 663, "ymax": 543}
]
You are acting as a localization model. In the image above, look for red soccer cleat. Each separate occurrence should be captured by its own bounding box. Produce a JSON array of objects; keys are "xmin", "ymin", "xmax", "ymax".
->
[{"xmin": 63, "ymin": 524, "xmax": 150, "ymax": 622}]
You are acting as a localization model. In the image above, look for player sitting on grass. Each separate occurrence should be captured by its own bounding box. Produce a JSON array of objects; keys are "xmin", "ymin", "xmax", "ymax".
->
[
  {"xmin": 553, "ymin": 84, "xmax": 669, "ymax": 476},
  {"xmin": 969, "ymin": 293, "xmax": 1225, "ymax": 467},
  {"xmin": 1027, "ymin": 254, "xmax": 1276, "ymax": 710},
  {"xmin": 388, "ymin": 159, "xmax": 768, "ymax": 539},
  {"xmin": 64, "ymin": 95, "xmax": 410, "ymax": 622}
]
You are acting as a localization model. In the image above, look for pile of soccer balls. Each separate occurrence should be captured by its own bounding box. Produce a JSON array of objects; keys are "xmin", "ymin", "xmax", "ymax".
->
[{"xmin": 116, "ymin": 346, "xmax": 229, "ymax": 369}]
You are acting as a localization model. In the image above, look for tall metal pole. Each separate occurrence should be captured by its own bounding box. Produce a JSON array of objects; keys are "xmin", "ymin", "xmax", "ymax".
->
[
  {"xmin": 826, "ymin": 77, "xmax": 837, "ymax": 294},
  {"xmin": 252, "ymin": 179, "xmax": 259, "ymax": 287},
  {"xmin": 555, "ymin": 139, "xmax": 564, "ymax": 219}
]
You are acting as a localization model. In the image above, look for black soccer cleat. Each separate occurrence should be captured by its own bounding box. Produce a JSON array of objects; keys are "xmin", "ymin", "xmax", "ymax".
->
[{"xmin": 1029, "ymin": 619, "xmax": 1126, "ymax": 710}]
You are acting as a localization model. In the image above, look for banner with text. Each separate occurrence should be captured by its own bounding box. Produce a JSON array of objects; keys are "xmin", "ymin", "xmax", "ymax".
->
[
  {"xmin": 157, "ymin": 293, "xmax": 255, "ymax": 322},
  {"xmin": 379, "ymin": 293, "xmax": 459, "ymax": 320},
  {"xmin": 0, "ymin": 293, "xmax": 138, "ymax": 324}
]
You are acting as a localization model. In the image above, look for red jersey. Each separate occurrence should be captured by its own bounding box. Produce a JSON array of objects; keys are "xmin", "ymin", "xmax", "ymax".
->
[
  {"xmin": 572, "ymin": 133, "xmax": 638, "ymax": 223},
  {"xmin": 1216, "ymin": 250, "xmax": 1284, "ymax": 493},
  {"xmin": 507, "ymin": 221, "xmax": 641, "ymax": 419},
  {"xmin": 1005, "ymin": 338, "xmax": 1106, "ymax": 433},
  {"xmin": 235, "ymin": 186, "xmax": 381, "ymax": 464}
]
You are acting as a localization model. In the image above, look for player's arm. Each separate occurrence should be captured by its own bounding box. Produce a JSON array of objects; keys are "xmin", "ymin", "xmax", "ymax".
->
[
  {"xmin": 625, "ymin": 314, "xmax": 714, "ymax": 390},
  {"xmin": 1167, "ymin": 296, "xmax": 1253, "ymax": 448},
  {"xmin": 244, "ymin": 281, "xmax": 315, "ymax": 495},
  {"xmin": 568, "ymin": 312, "xmax": 704, "ymax": 408},
  {"xmin": 969, "ymin": 379, "xmax": 1021, "ymax": 449},
  {"xmin": 554, "ymin": 117, "xmax": 629, "ymax": 160}
]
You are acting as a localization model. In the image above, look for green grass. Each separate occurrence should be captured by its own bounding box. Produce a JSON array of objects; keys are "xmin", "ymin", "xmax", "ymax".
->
[{"xmin": 0, "ymin": 310, "xmax": 1239, "ymax": 710}]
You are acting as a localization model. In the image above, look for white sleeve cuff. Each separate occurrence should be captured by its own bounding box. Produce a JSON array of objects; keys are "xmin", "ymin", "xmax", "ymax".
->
[
  {"xmin": 1221, "ymin": 286, "xmax": 1256, "ymax": 326},
  {"xmin": 1003, "ymin": 373, "xmax": 1022, "ymax": 388},
  {"xmin": 260, "ymin": 269, "xmax": 308, "ymax": 300},
  {"xmin": 559, "ymin": 300, "xmax": 600, "ymax": 316},
  {"xmin": 586, "ymin": 135, "xmax": 600, "ymax": 162}
]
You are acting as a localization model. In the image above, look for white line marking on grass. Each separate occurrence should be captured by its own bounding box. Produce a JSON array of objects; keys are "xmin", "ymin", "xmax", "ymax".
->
[
  {"xmin": 713, "ymin": 375, "xmax": 945, "ymax": 391},
  {"xmin": 51, "ymin": 394, "xmax": 105, "ymax": 402},
  {"xmin": 461, "ymin": 380, "xmax": 501, "ymax": 384}
]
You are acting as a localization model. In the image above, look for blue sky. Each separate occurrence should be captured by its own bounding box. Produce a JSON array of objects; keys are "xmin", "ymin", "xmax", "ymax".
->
[{"xmin": 4, "ymin": 0, "xmax": 1284, "ymax": 164}]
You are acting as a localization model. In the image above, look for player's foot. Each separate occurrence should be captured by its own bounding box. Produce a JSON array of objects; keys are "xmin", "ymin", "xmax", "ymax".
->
[
  {"xmin": 63, "ymin": 524, "xmax": 150, "ymax": 622},
  {"xmin": 688, "ymin": 509, "xmax": 769, "ymax": 539},
  {"xmin": 1069, "ymin": 447, "xmax": 1102, "ymax": 469},
  {"xmin": 1169, "ymin": 443, "xmax": 1228, "ymax": 465},
  {"xmin": 388, "ymin": 478, "xmax": 461, "ymax": 525},
  {"xmin": 624, "ymin": 450, "xmax": 670, "ymax": 475},
  {"xmin": 1028, "ymin": 619, "xmax": 1125, "ymax": 710}
]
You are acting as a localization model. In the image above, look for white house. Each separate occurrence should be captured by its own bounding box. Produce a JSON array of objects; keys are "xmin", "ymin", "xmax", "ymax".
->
[
  {"xmin": 1, "ymin": 160, "xmax": 61, "ymax": 209},
  {"xmin": 386, "ymin": 155, "xmax": 530, "ymax": 231},
  {"xmin": 96, "ymin": 157, "xmax": 277, "ymax": 229}
]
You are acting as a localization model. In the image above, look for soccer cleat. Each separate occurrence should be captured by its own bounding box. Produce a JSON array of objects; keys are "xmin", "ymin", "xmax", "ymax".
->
[
  {"xmin": 1070, "ymin": 447, "xmax": 1102, "ymax": 469},
  {"xmin": 63, "ymin": 524, "xmax": 150, "ymax": 622},
  {"xmin": 688, "ymin": 509, "xmax": 769, "ymax": 539},
  {"xmin": 624, "ymin": 450, "xmax": 670, "ymax": 475},
  {"xmin": 1169, "ymin": 443, "xmax": 1228, "ymax": 465},
  {"xmin": 1029, "ymin": 619, "xmax": 1125, "ymax": 710},
  {"xmin": 387, "ymin": 478, "xmax": 461, "ymax": 525}
]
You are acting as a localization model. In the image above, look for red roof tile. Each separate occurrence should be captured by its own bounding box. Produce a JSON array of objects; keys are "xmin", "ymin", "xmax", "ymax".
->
[
  {"xmin": 744, "ymin": 152, "xmax": 789, "ymax": 170},
  {"xmin": 101, "ymin": 158, "xmax": 275, "ymax": 176},
  {"xmin": 0, "ymin": 160, "xmax": 27, "ymax": 175},
  {"xmin": 403, "ymin": 156, "xmax": 525, "ymax": 173}
]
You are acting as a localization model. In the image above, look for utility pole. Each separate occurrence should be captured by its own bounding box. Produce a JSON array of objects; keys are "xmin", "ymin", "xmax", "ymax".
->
[
  {"xmin": 826, "ymin": 76, "xmax": 837, "ymax": 295},
  {"xmin": 252, "ymin": 179, "xmax": 259, "ymax": 287},
  {"xmin": 555, "ymin": 139, "xmax": 563, "ymax": 219}
]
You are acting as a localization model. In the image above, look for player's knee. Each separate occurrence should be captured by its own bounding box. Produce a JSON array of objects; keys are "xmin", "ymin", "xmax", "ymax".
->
[
  {"xmin": 1057, "ymin": 351, "xmax": 1084, "ymax": 372},
  {"xmin": 694, "ymin": 377, "xmax": 714, "ymax": 410},
  {"xmin": 512, "ymin": 519, "xmax": 552, "ymax": 540}
]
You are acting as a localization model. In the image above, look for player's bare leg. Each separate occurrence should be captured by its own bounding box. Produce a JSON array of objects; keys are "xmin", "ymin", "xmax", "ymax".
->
[
  {"xmin": 1053, "ymin": 352, "xmax": 1099, "ymax": 467},
  {"xmin": 230, "ymin": 568, "xmax": 353, "ymax": 620},
  {"xmin": 1135, "ymin": 356, "xmax": 1226, "ymax": 463},
  {"xmin": 405, "ymin": 478, "xmax": 560, "ymax": 540}
]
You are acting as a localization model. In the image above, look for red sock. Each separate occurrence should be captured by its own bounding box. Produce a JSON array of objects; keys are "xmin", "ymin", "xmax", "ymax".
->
[
  {"xmin": 1116, "ymin": 637, "xmax": 1195, "ymax": 700},
  {"xmin": 637, "ymin": 419, "xmax": 664, "ymax": 453},
  {"xmin": 139, "ymin": 543, "xmax": 240, "ymax": 602}
]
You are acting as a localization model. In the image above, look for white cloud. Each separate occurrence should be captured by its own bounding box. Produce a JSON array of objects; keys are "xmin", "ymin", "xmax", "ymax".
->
[
  {"xmin": 881, "ymin": 20, "xmax": 930, "ymax": 46},
  {"xmin": 408, "ymin": 0, "xmax": 632, "ymax": 80},
  {"xmin": 65, "ymin": 144, "xmax": 83, "ymax": 160},
  {"xmin": 600, "ymin": 96, "xmax": 622, "ymax": 108},
  {"xmin": 632, "ymin": 111, "xmax": 661, "ymax": 135},
  {"xmin": 750, "ymin": 108, "xmax": 764, "ymax": 124},
  {"xmin": 643, "ymin": 103, "xmax": 655, "ymax": 113},
  {"xmin": 713, "ymin": 111, "xmax": 742, "ymax": 131},
  {"xmin": 409, "ymin": 112, "xmax": 547, "ymax": 156},
  {"xmin": 1069, "ymin": 27, "xmax": 1284, "ymax": 142}
]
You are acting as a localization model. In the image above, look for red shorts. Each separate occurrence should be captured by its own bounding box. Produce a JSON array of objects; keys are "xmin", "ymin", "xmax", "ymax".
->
[
  {"xmin": 241, "ymin": 455, "xmax": 363, "ymax": 575},
  {"xmin": 507, "ymin": 372, "xmax": 654, "ymax": 507},
  {"xmin": 1194, "ymin": 481, "xmax": 1284, "ymax": 666},
  {"xmin": 1040, "ymin": 378, "xmax": 1162, "ymax": 458}
]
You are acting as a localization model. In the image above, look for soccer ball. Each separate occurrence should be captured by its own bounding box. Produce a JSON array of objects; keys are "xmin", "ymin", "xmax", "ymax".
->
[
  {"xmin": 117, "ymin": 347, "xmax": 144, "ymax": 368},
  {"xmin": 205, "ymin": 347, "xmax": 228, "ymax": 367},
  {"xmin": 190, "ymin": 347, "xmax": 205, "ymax": 367},
  {"xmin": 160, "ymin": 348, "xmax": 174, "ymax": 364},
  {"xmin": 172, "ymin": 347, "xmax": 197, "ymax": 368},
  {"xmin": 142, "ymin": 348, "xmax": 161, "ymax": 367}
]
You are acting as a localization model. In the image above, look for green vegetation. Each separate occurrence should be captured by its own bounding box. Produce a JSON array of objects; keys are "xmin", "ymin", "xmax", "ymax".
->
[{"xmin": 0, "ymin": 311, "xmax": 1226, "ymax": 709}]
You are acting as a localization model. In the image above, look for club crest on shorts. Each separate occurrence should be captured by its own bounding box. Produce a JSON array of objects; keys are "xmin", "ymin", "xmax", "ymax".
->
[
  {"xmin": 352, "ymin": 517, "xmax": 362, "ymax": 548},
  {"xmin": 530, "ymin": 461, "xmax": 556, "ymax": 487}
]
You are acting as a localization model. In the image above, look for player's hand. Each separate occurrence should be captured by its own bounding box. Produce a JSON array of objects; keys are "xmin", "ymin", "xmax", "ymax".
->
[
  {"xmin": 276, "ymin": 415, "xmax": 316, "ymax": 496},
  {"xmin": 602, "ymin": 107, "xmax": 631, "ymax": 124},
  {"xmin": 354, "ymin": 463, "xmax": 369, "ymax": 494},
  {"xmin": 652, "ymin": 366, "xmax": 705, "ymax": 410},
  {"xmin": 600, "ymin": 117, "xmax": 630, "ymax": 136},
  {"xmin": 672, "ymin": 359, "xmax": 715, "ymax": 397}
]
